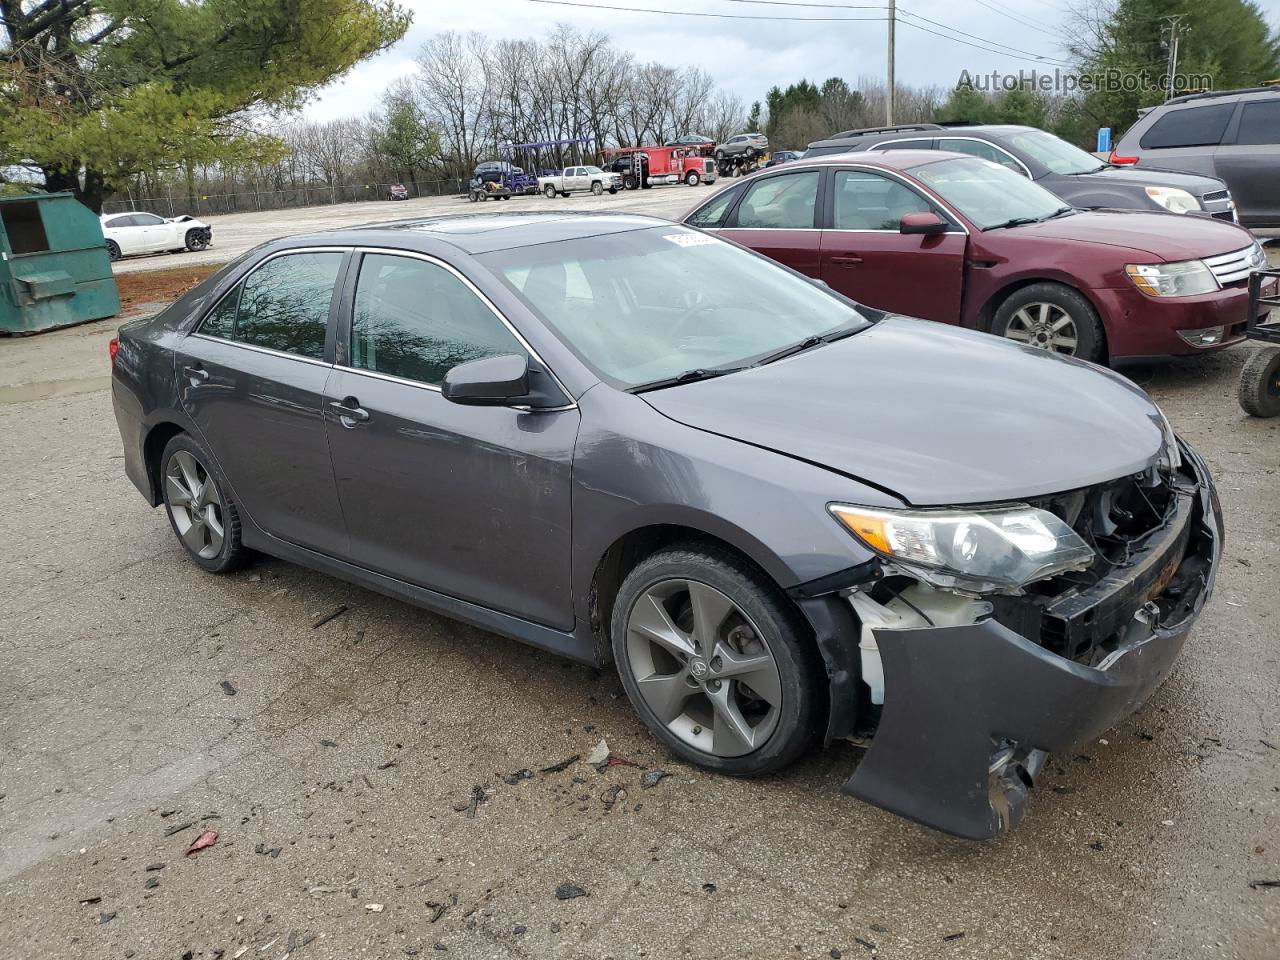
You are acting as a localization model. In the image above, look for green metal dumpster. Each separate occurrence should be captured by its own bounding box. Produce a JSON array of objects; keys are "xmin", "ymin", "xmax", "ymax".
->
[{"xmin": 0, "ymin": 192, "xmax": 120, "ymax": 334}]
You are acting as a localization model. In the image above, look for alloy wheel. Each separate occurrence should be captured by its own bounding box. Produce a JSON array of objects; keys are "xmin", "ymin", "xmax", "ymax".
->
[
  {"xmin": 1004, "ymin": 302, "xmax": 1079, "ymax": 355},
  {"xmin": 624, "ymin": 578, "xmax": 782, "ymax": 757},
  {"xmin": 164, "ymin": 450, "xmax": 225, "ymax": 559}
]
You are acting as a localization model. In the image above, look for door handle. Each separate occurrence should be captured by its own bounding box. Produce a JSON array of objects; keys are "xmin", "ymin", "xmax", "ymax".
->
[
  {"xmin": 329, "ymin": 398, "xmax": 370, "ymax": 425},
  {"xmin": 182, "ymin": 364, "xmax": 209, "ymax": 382},
  {"xmin": 829, "ymin": 254, "xmax": 863, "ymax": 266}
]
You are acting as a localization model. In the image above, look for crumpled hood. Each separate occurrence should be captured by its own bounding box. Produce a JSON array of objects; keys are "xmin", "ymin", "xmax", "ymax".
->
[
  {"xmin": 1012, "ymin": 209, "xmax": 1253, "ymax": 261},
  {"xmin": 641, "ymin": 318, "xmax": 1166, "ymax": 506}
]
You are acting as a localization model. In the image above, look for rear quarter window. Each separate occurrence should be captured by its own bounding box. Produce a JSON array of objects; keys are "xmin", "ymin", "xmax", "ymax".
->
[{"xmin": 1139, "ymin": 103, "xmax": 1236, "ymax": 149}]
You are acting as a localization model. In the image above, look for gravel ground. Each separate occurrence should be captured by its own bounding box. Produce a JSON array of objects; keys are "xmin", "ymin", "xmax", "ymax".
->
[
  {"xmin": 1, "ymin": 225, "xmax": 1278, "ymax": 960},
  {"xmin": 108, "ymin": 186, "xmax": 721, "ymax": 274}
]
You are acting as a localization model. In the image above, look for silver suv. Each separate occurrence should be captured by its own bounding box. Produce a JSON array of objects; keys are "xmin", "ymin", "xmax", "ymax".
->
[
  {"xmin": 715, "ymin": 132, "xmax": 769, "ymax": 161},
  {"xmin": 1110, "ymin": 87, "xmax": 1280, "ymax": 228}
]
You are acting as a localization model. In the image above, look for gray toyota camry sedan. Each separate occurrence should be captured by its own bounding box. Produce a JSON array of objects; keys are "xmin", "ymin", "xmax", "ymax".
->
[{"xmin": 111, "ymin": 212, "xmax": 1222, "ymax": 838}]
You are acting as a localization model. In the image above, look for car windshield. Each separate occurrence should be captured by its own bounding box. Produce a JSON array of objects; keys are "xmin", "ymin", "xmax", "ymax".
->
[
  {"xmin": 479, "ymin": 227, "xmax": 871, "ymax": 390},
  {"xmin": 914, "ymin": 157, "xmax": 1070, "ymax": 229},
  {"xmin": 1004, "ymin": 130, "xmax": 1106, "ymax": 175}
]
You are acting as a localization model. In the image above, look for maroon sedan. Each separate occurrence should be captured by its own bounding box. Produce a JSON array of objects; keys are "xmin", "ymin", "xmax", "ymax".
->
[{"xmin": 683, "ymin": 150, "xmax": 1274, "ymax": 362}]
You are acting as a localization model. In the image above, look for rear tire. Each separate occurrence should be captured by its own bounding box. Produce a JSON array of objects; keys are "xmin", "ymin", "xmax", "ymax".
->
[
  {"xmin": 1239, "ymin": 346, "xmax": 1280, "ymax": 417},
  {"xmin": 106, "ymin": 240, "xmax": 121, "ymax": 261},
  {"xmin": 543, "ymin": 184, "xmax": 556, "ymax": 199},
  {"xmin": 611, "ymin": 544, "xmax": 822, "ymax": 777},
  {"xmin": 992, "ymin": 282, "xmax": 1105, "ymax": 363},
  {"xmin": 160, "ymin": 434, "xmax": 248, "ymax": 574}
]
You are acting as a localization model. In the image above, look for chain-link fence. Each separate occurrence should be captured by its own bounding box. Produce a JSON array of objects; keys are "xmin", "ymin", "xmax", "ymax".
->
[{"xmin": 101, "ymin": 178, "xmax": 471, "ymax": 217}]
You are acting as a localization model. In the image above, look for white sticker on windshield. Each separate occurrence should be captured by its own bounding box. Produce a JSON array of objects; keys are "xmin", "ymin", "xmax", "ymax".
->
[{"xmin": 663, "ymin": 233, "xmax": 718, "ymax": 247}]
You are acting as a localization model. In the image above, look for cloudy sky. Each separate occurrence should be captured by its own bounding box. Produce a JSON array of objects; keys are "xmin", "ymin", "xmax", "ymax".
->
[{"xmin": 303, "ymin": 0, "xmax": 1280, "ymax": 123}]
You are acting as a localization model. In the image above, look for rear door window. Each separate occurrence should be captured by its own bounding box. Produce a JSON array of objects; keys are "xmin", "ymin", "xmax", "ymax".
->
[
  {"xmin": 234, "ymin": 251, "xmax": 343, "ymax": 360},
  {"xmin": 1140, "ymin": 103, "xmax": 1236, "ymax": 149},
  {"xmin": 732, "ymin": 171, "xmax": 819, "ymax": 228},
  {"xmin": 1235, "ymin": 99, "xmax": 1280, "ymax": 145}
]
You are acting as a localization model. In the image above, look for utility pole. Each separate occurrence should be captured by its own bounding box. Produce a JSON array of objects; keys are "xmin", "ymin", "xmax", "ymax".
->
[
  {"xmin": 886, "ymin": 0, "xmax": 896, "ymax": 124},
  {"xmin": 1164, "ymin": 16, "xmax": 1182, "ymax": 101}
]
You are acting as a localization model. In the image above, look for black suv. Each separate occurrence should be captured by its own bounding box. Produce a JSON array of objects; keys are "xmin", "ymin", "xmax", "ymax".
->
[
  {"xmin": 1110, "ymin": 87, "xmax": 1280, "ymax": 228},
  {"xmin": 806, "ymin": 123, "xmax": 1236, "ymax": 222}
]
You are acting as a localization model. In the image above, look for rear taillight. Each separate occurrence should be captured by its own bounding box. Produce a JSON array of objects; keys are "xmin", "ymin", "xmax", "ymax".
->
[
  {"xmin": 1108, "ymin": 150, "xmax": 1138, "ymax": 166},
  {"xmin": 109, "ymin": 336, "xmax": 119, "ymax": 367}
]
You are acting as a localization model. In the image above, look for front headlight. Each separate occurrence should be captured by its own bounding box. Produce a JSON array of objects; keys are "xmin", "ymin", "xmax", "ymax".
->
[
  {"xmin": 1144, "ymin": 186, "xmax": 1201, "ymax": 214},
  {"xmin": 1125, "ymin": 260, "xmax": 1219, "ymax": 297},
  {"xmin": 830, "ymin": 503, "xmax": 1095, "ymax": 591}
]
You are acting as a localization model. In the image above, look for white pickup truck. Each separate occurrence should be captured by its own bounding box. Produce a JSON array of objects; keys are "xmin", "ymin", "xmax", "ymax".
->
[{"xmin": 538, "ymin": 165, "xmax": 623, "ymax": 198}]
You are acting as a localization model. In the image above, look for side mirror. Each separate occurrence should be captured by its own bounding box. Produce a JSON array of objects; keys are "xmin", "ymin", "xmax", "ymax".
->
[
  {"xmin": 442, "ymin": 354, "xmax": 530, "ymax": 406},
  {"xmin": 900, "ymin": 212, "xmax": 949, "ymax": 236}
]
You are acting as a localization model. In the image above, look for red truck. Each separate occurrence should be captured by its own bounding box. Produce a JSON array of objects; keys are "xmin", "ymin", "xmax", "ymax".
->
[{"xmin": 601, "ymin": 146, "xmax": 718, "ymax": 190}]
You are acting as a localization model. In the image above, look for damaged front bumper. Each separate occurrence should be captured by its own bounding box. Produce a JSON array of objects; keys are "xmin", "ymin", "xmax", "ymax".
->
[{"xmin": 822, "ymin": 441, "xmax": 1222, "ymax": 839}]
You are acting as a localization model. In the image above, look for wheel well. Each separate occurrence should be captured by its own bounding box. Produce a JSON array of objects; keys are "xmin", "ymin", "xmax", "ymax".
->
[
  {"xmin": 143, "ymin": 422, "xmax": 185, "ymax": 504},
  {"xmin": 588, "ymin": 524, "xmax": 794, "ymax": 662},
  {"xmin": 977, "ymin": 278, "xmax": 1110, "ymax": 360}
]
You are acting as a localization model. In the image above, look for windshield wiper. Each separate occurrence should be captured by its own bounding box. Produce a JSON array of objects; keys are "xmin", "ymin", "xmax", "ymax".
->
[
  {"xmin": 752, "ymin": 323, "xmax": 866, "ymax": 367},
  {"xmin": 1044, "ymin": 205, "xmax": 1075, "ymax": 220},
  {"xmin": 630, "ymin": 366, "xmax": 747, "ymax": 393},
  {"xmin": 985, "ymin": 215, "xmax": 1042, "ymax": 230}
]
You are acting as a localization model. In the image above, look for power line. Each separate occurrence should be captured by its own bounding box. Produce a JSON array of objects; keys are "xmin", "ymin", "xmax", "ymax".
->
[
  {"xmin": 714, "ymin": 0, "xmax": 1070, "ymax": 64},
  {"xmin": 897, "ymin": 17, "xmax": 1070, "ymax": 64},
  {"xmin": 525, "ymin": 0, "xmax": 887, "ymax": 20},
  {"xmin": 969, "ymin": 0, "xmax": 1062, "ymax": 39}
]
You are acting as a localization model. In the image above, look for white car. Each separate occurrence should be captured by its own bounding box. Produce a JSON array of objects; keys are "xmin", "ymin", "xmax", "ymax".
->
[{"xmin": 100, "ymin": 212, "xmax": 212, "ymax": 261}]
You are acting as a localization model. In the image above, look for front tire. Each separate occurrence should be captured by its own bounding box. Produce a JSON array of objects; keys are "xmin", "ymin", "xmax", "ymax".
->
[
  {"xmin": 624, "ymin": 174, "xmax": 638, "ymax": 190},
  {"xmin": 685, "ymin": 170, "xmax": 701, "ymax": 186},
  {"xmin": 992, "ymin": 282, "xmax": 1104, "ymax": 362},
  {"xmin": 591, "ymin": 181, "xmax": 604, "ymax": 196},
  {"xmin": 1239, "ymin": 346, "xmax": 1280, "ymax": 417},
  {"xmin": 611, "ymin": 544, "xmax": 821, "ymax": 777},
  {"xmin": 160, "ymin": 434, "xmax": 248, "ymax": 573},
  {"xmin": 185, "ymin": 229, "xmax": 208, "ymax": 252}
]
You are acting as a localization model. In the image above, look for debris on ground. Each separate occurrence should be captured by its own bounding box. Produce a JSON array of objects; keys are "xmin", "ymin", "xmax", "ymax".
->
[
  {"xmin": 451, "ymin": 785, "xmax": 486, "ymax": 818},
  {"xmin": 1089, "ymin": 841, "xmax": 1104, "ymax": 851},
  {"xmin": 185, "ymin": 830, "xmax": 218, "ymax": 856},
  {"xmin": 502, "ymin": 769, "xmax": 534, "ymax": 785},
  {"xmin": 555, "ymin": 883, "xmax": 589, "ymax": 900},
  {"xmin": 585, "ymin": 740, "xmax": 610, "ymax": 766},
  {"xmin": 78, "ymin": 896, "xmax": 101, "ymax": 905},
  {"xmin": 366, "ymin": 903, "xmax": 385, "ymax": 913},
  {"xmin": 163, "ymin": 821, "xmax": 196, "ymax": 837},
  {"xmin": 320, "ymin": 739, "xmax": 338, "ymax": 748},
  {"xmin": 144, "ymin": 877, "xmax": 159, "ymax": 889},
  {"xmin": 426, "ymin": 901, "xmax": 450, "ymax": 923},
  {"xmin": 540, "ymin": 755, "xmax": 579, "ymax": 774},
  {"xmin": 606, "ymin": 753, "xmax": 640, "ymax": 769},
  {"xmin": 377, "ymin": 759, "xmax": 399, "ymax": 770},
  {"xmin": 312, "ymin": 604, "xmax": 349, "ymax": 629},
  {"xmin": 641, "ymin": 770, "xmax": 671, "ymax": 789},
  {"xmin": 943, "ymin": 932, "xmax": 965, "ymax": 942},
  {"xmin": 1248, "ymin": 879, "xmax": 1280, "ymax": 889},
  {"xmin": 701, "ymin": 883, "xmax": 716, "ymax": 894},
  {"xmin": 254, "ymin": 842, "xmax": 282, "ymax": 859},
  {"xmin": 219, "ymin": 680, "xmax": 236, "ymax": 697},
  {"xmin": 601, "ymin": 784, "xmax": 627, "ymax": 811},
  {"xmin": 854, "ymin": 937, "xmax": 878, "ymax": 952},
  {"xmin": 145, "ymin": 863, "xmax": 164, "ymax": 871},
  {"xmin": 831, "ymin": 950, "xmax": 842, "ymax": 959},
  {"xmin": 99, "ymin": 912, "xmax": 116, "ymax": 924}
]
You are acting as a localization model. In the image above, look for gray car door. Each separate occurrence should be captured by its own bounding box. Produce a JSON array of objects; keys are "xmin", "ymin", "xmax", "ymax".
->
[
  {"xmin": 323, "ymin": 250, "xmax": 579, "ymax": 630},
  {"xmin": 174, "ymin": 248, "xmax": 350, "ymax": 553},
  {"xmin": 1217, "ymin": 97, "xmax": 1280, "ymax": 226}
]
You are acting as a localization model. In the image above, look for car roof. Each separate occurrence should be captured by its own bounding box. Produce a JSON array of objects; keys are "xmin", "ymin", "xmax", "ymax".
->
[
  {"xmin": 287, "ymin": 212, "xmax": 675, "ymax": 256},
  {"xmin": 813, "ymin": 124, "xmax": 1037, "ymax": 147},
  {"xmin": 786, "ymin": 149, "xmax": 970, "ymax": 172}
]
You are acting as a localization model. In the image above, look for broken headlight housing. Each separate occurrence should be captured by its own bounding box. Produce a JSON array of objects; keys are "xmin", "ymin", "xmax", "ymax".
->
[
  {"xmin": 1155, "ymin": 406, "xmax": 1182, "ymax": 473},
  {"xmin": 829, "ymin": 503, "xmax": 1095, "ymax": 592}
]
